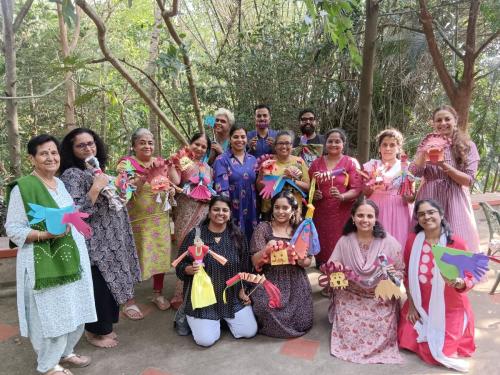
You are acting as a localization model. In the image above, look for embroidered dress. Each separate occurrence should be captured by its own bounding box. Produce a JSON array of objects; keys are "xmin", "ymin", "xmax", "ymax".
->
[
  {"xmin": 410, "ymin": 142, "xmax": 480, "ymax": 251},
  {"xmin": 172, "ymin": 161, "xmax": 213, "ymax": 248},
  {"xmin": 213, "ymin": 150, "xmax": 258, "ymax": 241},
  {"xmin": 5, "ymin": 180, "xmax": 96, "ymax": 338},
  {"xmin": 309, "ymin": 155, "xmax": 362, "ymax": 265},
  {"xmin": 250, "ymin": 222, "xmax": 313, "ymax": 338},
  {"xmin": 363, "ymin": 159, "xmax": 413, "ymax": 247},
  {"xmin": 118, "ymin": 157, "xmax": 172, "ymax": 280},
  {"xmin": 60, "ymin": 168, "xmax": 141, "ymax": 304},
  {"xmin": 398, "ymin": 232, "xmax": 475, "ymax": 371},
  {"xmin": 328, "ymin": 233, "xmax": 404, "ymax": 364}
]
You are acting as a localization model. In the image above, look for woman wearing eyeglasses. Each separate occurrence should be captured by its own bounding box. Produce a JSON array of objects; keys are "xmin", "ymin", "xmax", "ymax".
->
[
  {"xmin": 208, "ymin": 108, "xmax": 234, "ymax": 165},
  {"xmin": 398, "ymin": 199, "xmax": 476, "ymax": 372},
  {"xmin": 256, "ymin": 130, "xmax": 310, "ymax": 221},
  {"xmin": 60, "ymin": 128, "xmax": 142, "ymax": 348}
]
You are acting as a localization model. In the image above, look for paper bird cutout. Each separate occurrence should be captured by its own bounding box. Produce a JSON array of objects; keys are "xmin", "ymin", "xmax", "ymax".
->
[
  {"xmin": 28, "ymin": 203, "xmax": 92, "ymax": 238},
  {"xmin": 204, "ymin": 115, "xmax": 216, "ymax": 128},
  {"xmin": 259, "ymin": 175, "xmax": 306, "ymax": 200},
  {"xmin": 61, "ymin": 208, "xmax": 92, "ymax": 238},
  {"xmin": 432, "ymin": 244, "xmax": 490, "ymax": 281}
]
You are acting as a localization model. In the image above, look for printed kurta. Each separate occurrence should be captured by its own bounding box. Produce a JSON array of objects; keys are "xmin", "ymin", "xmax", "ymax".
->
[
  {"xmin": 250, "ymin": 222, "xmax": 313, "ymax": 338},
  {"xmin": 60, "ymin": 168, "xmax": 141, "ymax": 304},
  {"xmin": 118, "ymin": 157, "xmax": 172, "ymax": 280},
  {"xmin": 363, "ymin": 159, "xmax": 413, "ymax": 247},
  {"xmin": 398, "ymin": 233, "xmax": 475, "ymax": 367},
  {"xmin": 5, "ymin": 180, "xmax": 96, "ymax": 338},
  {"xmin": 328, "ymin": 233, "xmax": 404, "ymax": 364},
  {"xmin": 172, "ymin": 161, "xmax": 213, "ymax": 248},
  {"xmin": 410, "ymin": 142, "xmax": 480, "ymax": 251},
  {"xmin": 309, "ymin": 155, "xmax": 362, "ymax": 265},
  {"xmin": 213, "ymin": 150, "xmax": 258, "ymax": 241}
]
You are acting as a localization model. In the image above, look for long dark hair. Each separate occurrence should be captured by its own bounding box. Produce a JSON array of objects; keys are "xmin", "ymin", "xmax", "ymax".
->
[
  {"xmin": 59, "ymin": 128, "xmax": 108, "ymax": 173},
  {"xmin": 413, "ymin": 199, "xmax": 454, "ymax": 244},
  {"xmin": 270, "ymin": 190, "xmax": 302, "ymax": 231},
  {"xmin": 342, "ymin": 198, "xmax": 386, "ymax": 238},
  {"xmin": 202, "ymin": 195, "xmax": 245, "ymax": 258}
]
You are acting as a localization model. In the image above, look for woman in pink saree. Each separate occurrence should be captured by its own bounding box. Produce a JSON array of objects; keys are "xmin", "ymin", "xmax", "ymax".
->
[{"xmin": 328, "ymin": 199, "xmax": 404, "ymax": 364}]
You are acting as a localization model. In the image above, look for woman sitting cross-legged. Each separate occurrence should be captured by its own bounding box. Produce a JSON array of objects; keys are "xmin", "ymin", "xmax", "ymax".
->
[
  {"xmin": 328, "ymin": 198, "xmax": 404, "ymax": 364},
  {"xmin": 174, "ymin": 196, "xmax": 257, "ymax": 347},
  {"xmin": 398, "ymin": 199, "xmax": 476, "ymax": 372},
  {"xmin": 250, "ymin": 190, "xmax": 313, "ymax": 338}
]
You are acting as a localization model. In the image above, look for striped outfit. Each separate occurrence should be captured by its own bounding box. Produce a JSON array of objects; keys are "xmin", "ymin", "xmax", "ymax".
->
[{"xmin": 409, "ymin": 141, "xmax": 480, "ymax": 251}]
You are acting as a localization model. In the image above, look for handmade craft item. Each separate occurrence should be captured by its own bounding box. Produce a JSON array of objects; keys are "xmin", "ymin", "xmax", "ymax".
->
[
  {"xmin": 85, "ymin": 156, "xmax": 124, "ymax": 211},
  {"xmin": 259, "ymin": 174, "xmax": 307, "ymax": 200},
  {"xmin": 313, "ymin": 167, "xmax": 349, "ymax": 187},
  {"xmin": 114, "ymin": 159, "xmax": 137, "ymax": 201},
  {"xmin": 254, "ymin": 240, "xmax": 298, "ymax": 271},
  {"xmin": 392, "ymin": 154, "xmax": 416, "ymax": 196},
  {"xmin": 183, "ymin": 157, "xmax": 217, "ymax": 201},
  {"xmin": 28, "ymin": 203, "xmax": 92, "ymax": 238},
  {"xmin": 254, "ymin": 154, "xmax": 277, "ymax": 174},
  {"xmin": 374, "ymin": 254, "xmax": 405, "ymax": 301},
  {"xmin": 417, "ymin": 133, "xmax": 452, "ymax": 164},
  {"xmin": 431, "ymin": 245, "xmax": 499, "ymax": 281},
  {"xmin": 223, "ymin": 272, "xmax": 282, "ymax": 308},
  {"xmin": 171, "ymin": 229, "xmax": 228, "ymax": 309},
  {"xmin": 290, "ymin": 178, "xmax": 320, "ymax": 258},
  {"xmin": 292, "ymin": 139, "xmax": 323, "ymax": 166},
  {"xmin": 204, "ymin": 115, "xmax": 216, "ymax": 141},
  {"xmin": 318, "ymin": 261, "xmax": 356, "ymax": 290},
  {"xmin": 141, "ymin": 157, "xmax": 178, "ymax": 210}
]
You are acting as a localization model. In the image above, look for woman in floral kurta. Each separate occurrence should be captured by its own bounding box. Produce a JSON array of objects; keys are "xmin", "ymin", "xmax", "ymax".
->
[
  {"xmin": 309, "ymin": 129, "xmax": 362, "ymax": 266},
  {"xmin": 214, "ymin": 125, "xmax": 258, "ymax": 241},
  {"xmin": 118, "ymin": 128, "xmax": 173, "ymax": 311}
]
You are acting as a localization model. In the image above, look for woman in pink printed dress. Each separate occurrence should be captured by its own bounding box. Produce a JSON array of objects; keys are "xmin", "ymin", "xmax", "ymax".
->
[
  {"xmin": 363, "ymin": 128, "xmax": 414, "ymax": 247},
  {"xmin": 410, "ymin": 105, "xmax": 480, "ymax": 251},
  {"xmin": 328, "ymin": 199, "xmax": 404, "ymax": 364}
]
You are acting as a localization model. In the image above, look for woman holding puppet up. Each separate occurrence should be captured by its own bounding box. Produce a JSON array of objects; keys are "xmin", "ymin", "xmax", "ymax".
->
[
  {"xmin": 174, "ymin": 196, "xmax": 257, "ymax": 347},
  {"xmin": 60, "ymin": 128, "xmax": 142, "ymax": 347}
]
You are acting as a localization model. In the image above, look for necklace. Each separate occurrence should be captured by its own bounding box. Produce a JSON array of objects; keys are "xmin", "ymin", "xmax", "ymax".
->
[{"xmin": 33, "ymin": 170, "xmax": 58, "ymax": 192}]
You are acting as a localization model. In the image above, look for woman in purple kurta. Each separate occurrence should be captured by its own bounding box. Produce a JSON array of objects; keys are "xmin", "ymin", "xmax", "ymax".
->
[
  {"xmin": 214, "ymin": 125, "xmax": 258, "ymax": 241},
  {"xmin": 363, "ymin": 129, "xmax": 414, "ymax": 247},
  {"xmin": 309, "ymin": 129, "xmax": 362, "ymax": 266},
  {"xmin": 410, "ymin": 105, "xmax": 480, "ymax": 251}
]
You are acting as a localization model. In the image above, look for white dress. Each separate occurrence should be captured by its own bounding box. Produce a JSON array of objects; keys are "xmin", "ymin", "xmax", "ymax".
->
[{"xmin": 5, "ymin": 178, "xmax": 96, "ymax": 338}]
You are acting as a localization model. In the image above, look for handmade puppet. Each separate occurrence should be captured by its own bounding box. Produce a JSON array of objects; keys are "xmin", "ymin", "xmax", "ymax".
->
[
  {"xmin": 392, "ymin": 154, "xmax": 416, "ymax": 196},
  {"xmin": 417, "ymin": 133, "xmax": 452, "ymax": 164},
  {"xmin": 142, "ymin": 157, "xmax": 178, "ymax": 210},
  {"xmin": 85, "ymin": 156, "xmax": 123, "ymax": 210},
  {"xmin": 28, "ymin": 203, "xmax": 92, "ymax": 238},
  {"xmin": 114, "ymin": 159, "xmax": 137, "ymax": 202},
  {"xmin": 292, "ymin": 137, "xmax": 323, "ymax": 167},
  {"xmin": 171, "ymin": 231, "xmax": 228, "ymax": 309},
  {"xmin": 290, "ymin": 178, "xmax": 320, "ymax": 258},
  {"xmin": 254, "ymin": 240, "xmax": 298, "ymax": 271},
  {"xmin": 223, "ymin": 272, "xmax": 282, "ymax": 309},
  {"xmin": 318, "ymin": 261, "xmax": 356, "ymax": 290},
  {"xmin": 374, "ymin": 254, "xmax": 405, "ymax": 301},
  {"xmin": 314, "ymin": 167, "xmax": 350, "ymax": 188}
]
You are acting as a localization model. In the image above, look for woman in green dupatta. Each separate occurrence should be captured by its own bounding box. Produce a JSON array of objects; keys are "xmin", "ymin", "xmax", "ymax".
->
[{"xmin": 6, "ymin": 134, "xmax": 96, "ymax": 375}]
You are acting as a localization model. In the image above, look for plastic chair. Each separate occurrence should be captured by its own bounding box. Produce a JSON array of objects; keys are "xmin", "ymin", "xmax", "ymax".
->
[{"xmin": 479, "ymin": 202, "xmax": 500, "ymax": 294}]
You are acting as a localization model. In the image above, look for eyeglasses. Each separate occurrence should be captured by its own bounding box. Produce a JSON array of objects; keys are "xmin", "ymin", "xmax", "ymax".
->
[
  {"xmin": 275, "ymin": 142, "xmax": 292, "ymax": 146},
  {"xmin": 215, "ymin": 118, "xmax": 227, "ymax": 124},
  {"xmin": 74, "ymin": 141, "xmax": 96, "ymax": 149},
  {"xmin": 416, "ymin": 209, "xmax": 439, "ymax": 218},
  {"xmin": 300, "ymin": 117, "xmax": 315, "ymax": 122}
]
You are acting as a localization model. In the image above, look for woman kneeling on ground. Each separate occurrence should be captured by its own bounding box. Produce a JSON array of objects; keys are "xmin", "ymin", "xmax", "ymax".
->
[{"xmin": 174, "ymin": 196, "xmax": 257, "ymax": 347}]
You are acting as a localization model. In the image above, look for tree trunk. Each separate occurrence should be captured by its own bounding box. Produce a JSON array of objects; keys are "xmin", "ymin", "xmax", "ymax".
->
[
  {"xmin": 356, "ymin": 0, "xmax": 379, "ymax": 163},
  {"xmin": 1, "ymin": 0, "xmax": 21, "ymax": 177}
]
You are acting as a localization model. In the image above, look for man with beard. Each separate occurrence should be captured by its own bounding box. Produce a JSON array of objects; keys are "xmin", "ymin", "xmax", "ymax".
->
[
  {"xmin": 293, "ymin": 109, "xmax": 325, "ymax": 166},
  {"xmin": 248, "ymin": 104, "xmax": 277, "ymax": 158}
]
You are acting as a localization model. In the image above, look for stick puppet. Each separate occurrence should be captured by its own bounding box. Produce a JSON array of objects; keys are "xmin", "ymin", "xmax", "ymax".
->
[
  {"xmin": 85, "ymin": 156, "xmax": 124, "ymax": 211},
  {"xmin": 223, "ymin": 272, "xmax": 282, "ymax": 309},
  {"xmin": 417, "ymin": 133, "xmax": 452, "ymax": 164},
  {"xmin": 253, "ymin": 240, "xmax": 298, "ymax": 272},
  {"xmin": 171, "ymin": 228, "xmax": 228, "ymax": 309},
  {"xmin": 374, "ymin": 254, "xmax": 405, "ymax": 301},
  {"xmin": 28, "ymin": 203, "xmax": 92, "ymax": 238},
  {"xmin": 318, "ymin": 261, "xmax": 357, "ymax": 290}
]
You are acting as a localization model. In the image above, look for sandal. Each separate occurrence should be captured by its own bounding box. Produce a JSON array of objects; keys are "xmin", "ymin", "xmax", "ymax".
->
[
  {"xmin": 60, "ymin": 353, "xmax": 91, "ymax": 368},
  {"xmin": 84, "ymin": 332, "xmax": 118, "ymax": 348},
  {"xmin": 152, "ymin": 295, "xmax": 171, "ymax": 311},
  {"xmin": 43, "ymin": 365, "xmax": 73, "ymax": 375},
  {"xmin": 122, "ymin": 304, "xmax": 144, "ymax": 320}
]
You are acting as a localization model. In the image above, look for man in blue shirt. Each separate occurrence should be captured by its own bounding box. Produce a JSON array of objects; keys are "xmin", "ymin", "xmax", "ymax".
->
[{"xmin": 248, "ymin": 104, "xmax": 277, "ymax": 158}]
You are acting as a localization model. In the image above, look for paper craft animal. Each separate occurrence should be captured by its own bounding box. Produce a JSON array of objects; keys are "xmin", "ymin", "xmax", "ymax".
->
[
  {"xmin": 318, "ymin": 261, "xmax": 356, "ymax": 290},
  {"xmin": 254, "ymin": 240, "xmax": 298, "ymax": 271},
  {"xmin": 431, "ymin": 244, "xmax": 494, "ymax": 281},
  {"xmin": 254, "ymin": 154, "xmax": 277, "ymax": 174},
  {"xmin": 85, "ymin": 156, "xmax": 124, "ymax": 211},
  {"xmin": 171, "ymin": 230, "xmax": 228, "ymax": 309},
  {"xmin": 28, "ymin": 203, "xmax": 92, "ymax": 238},
  {"xmin": 290, "ymin": 178, "xmax": 320, "ymax": 258},
  {"xmin": 417, "ymin": 133, "xmax": 452, "ymax": 163},
  {"xmin": 314, "ymin": 167, "xmax": 349, "ymax": 187},
  {"xmin": 374, "ymin": 254, "xmax": 405, "ymax": 301},
  {"xmin": 223, "ymin": 272, "xmax": 282, "ymax": 308}
]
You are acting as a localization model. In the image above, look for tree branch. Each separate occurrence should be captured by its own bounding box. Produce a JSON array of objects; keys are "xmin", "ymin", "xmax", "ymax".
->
[
  {"xmin": 75, "ymin": 0, "xmax": 188, "ymax": 145},
  {"xmin": 432, "ymin": 19, "xmax": 464, "ymax": 60},
  {"xmin": 69, "ymin": 6, "xmax": 82, "ymax": 52},
  {"xmin": 380, "ymin": 23, "xmax": 424, "ymax": 34},
  {"xmin": 474, "ymin": 30, "xmax": 500, "ymax": 59},
  {"xmin": 12, "ymin": 0, "xmax": 34, "ymax": 34},
  {"xmin": 0, "ymin": 80, "xmax": 66, "ymax": 100}
]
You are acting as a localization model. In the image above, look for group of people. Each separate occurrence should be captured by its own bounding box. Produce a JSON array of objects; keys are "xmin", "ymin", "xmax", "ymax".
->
[{"xmin": 5, "ymin": 103, "xmax": 481, "ymax": 375}]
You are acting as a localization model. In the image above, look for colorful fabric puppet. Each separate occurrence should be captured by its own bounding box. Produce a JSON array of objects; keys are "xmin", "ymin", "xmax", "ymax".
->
[
  {"xmin": 171, "ymin": 229, "xmax": 228, "ymax": 309},
  {"xmin": 290, "ymin": 178, "xmax": 320, "ymax": 258},
  {"xmin": 142, "ymin": 157, "xmax": 177, "ymax": 210},
  {"xmin": 185, "ymin": 156, "xmax": 217, "ymax": 201},
  {"xmin": 223, "ymin": 272, "xmax": 282, "ymax": 308},
  {"xmin": 417, "ymin": 133, "xmax": 452, "ymax": 164},
  {"xmin": 28, "ymin": 203, "xmax": 91, "ymax": 238},
  {"xmin": 114, "ymin": 159, "xmax": 137, "ymax": 201},
  {"xmin": 85, "ymin": 156, "xmax": 124, "ymax": 211},
  {"xmin": 431, "ymin": 244, "xmax": 499, "ymax": 281},
  {"xmin": 391, "ymin": 154, "xmax": 416, "ymax": 196}
]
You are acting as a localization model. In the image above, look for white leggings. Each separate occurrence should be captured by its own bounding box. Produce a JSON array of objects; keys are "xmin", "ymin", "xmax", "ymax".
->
[{"xmin": 187, "ymin": 306, "xmax": 257, "ymax": 347}]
